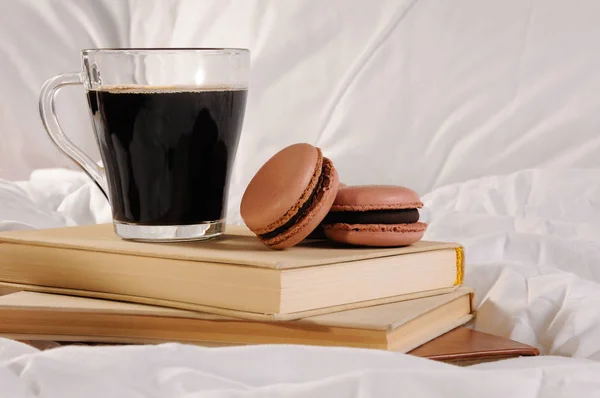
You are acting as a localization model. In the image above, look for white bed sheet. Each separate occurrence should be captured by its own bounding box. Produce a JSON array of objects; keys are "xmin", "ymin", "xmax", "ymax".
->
[
  {"xmin": 2, "ymin": 342, "xmax": 600, "ymax": 397},
  {"xmin": 421, "ymin": 168, "xmax": 600, "ymax": 360},
  {"xmin": 4, "ymin": 0, "xmax": 600, "ymax": 197},
  {"xmin": 0, "ymin": 167, "xmax": 599, "ymax": 396}
]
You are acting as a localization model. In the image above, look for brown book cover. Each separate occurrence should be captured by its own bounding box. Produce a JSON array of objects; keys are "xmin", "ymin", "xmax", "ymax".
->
[
  {"xmin": 409, "ymin": 327, "xmax": 540, "ymax": 365},
  {"xmin": 0, "ymin": 224, "xmax": 464, "ymax": 320},
  {"xmin": 0, "ymin": 288, "xmax": 474, "ymax": 353}
]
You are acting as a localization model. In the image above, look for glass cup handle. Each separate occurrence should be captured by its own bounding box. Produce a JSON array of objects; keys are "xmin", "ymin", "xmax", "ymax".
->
[{"xmin": 39, "ymin": 72, "xmax": 109, "ymax": 200}]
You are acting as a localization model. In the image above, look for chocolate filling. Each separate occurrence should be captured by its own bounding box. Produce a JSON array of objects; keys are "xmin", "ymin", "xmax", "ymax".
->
[
  {"xmin": 323, "ymin": 209, "xmax": 419, "ymax": 225},
  {"xmin": 259, "ymin": 161, "xmax": 331, "ymax": 240}
]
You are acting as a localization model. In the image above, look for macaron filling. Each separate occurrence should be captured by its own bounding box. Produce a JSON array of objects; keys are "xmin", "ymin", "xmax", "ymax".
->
[
  {"xmin": 258, "ymin": 159, "xmax": 333, "ymax": 240},
  {"xmin": 323, "ymin": 209, "xmax": 419, "ymax": 225}
]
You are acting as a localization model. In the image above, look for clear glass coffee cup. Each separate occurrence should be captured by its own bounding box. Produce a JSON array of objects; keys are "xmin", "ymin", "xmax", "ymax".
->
[{"xmin": 39, "ymin": 48, "xmax": 249, "ymax": 242}]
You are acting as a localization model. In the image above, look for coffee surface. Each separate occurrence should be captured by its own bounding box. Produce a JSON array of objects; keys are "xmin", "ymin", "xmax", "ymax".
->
[{"xmin": 87, "ymin": 86, "xmax": 247, "ymax": 225}]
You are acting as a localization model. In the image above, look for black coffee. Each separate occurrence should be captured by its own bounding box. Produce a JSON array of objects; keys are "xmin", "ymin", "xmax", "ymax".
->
[{"xmin": 87, "ymin": 87, "xmax": 247, "ymax": 225}]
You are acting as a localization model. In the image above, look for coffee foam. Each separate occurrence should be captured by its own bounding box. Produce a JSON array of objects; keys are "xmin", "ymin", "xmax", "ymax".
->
[{"xmin": 91, "ymin": 84, "xmax": 247, "ymax": 94}]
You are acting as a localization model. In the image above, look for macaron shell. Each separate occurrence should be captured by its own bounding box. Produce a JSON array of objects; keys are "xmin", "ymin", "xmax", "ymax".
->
[
  {"xmin": 331, "ymin": 185, "xmax": 423, "ymax": 211},
  {"xmin": 241, "ymin": 143, "xmax": 322, "ymax": 233},
  {"xmin": 323, "ymin": 222, "xmax": 427, "ymax": 247},
  {"xmin": 262, "ymin": 161, "xmax": 339, "ymax": 249}
]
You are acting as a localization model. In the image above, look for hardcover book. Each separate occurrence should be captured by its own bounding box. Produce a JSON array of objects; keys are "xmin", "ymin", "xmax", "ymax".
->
[{"xmin": 0, "ymin": 224, "xmax": 464, "ymax": 320}]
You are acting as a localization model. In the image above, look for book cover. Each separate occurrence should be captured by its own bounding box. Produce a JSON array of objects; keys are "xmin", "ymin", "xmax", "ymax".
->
[
  {"xmin": 0, "ymin": 287, "xmax": 475, "ymax": 352},
  {"xmin": 0, "ymin": 224, "xmax": 464, "ymax": 320}
]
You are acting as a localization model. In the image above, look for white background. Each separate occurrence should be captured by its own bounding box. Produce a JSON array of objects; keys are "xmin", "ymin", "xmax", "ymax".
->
[{"xmin": 2, "ymin": 0, "xmax": 600, "ymax": 197}]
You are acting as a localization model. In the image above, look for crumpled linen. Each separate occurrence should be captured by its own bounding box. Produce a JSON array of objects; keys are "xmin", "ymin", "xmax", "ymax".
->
[
  {"xmin": 422, "ymin": 168, "xmax": 600, "ymax": 360},
  {"xmin": 0, "ymin": 167, "xmax": 600, "ymax": 396},
  {"xmin": 1, "ymin": 343, "xmax": 600, "ymax": 397}
]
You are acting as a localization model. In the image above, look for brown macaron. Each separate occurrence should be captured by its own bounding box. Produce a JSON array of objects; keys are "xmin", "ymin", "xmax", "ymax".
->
[
  {"xmin": 322, "ymin": 185, "xmax": 427, "ymax": 247},
  {"xmin": 305, "ymin": 182, "xmax": 348, "ymax": 240},
  {"xmin": 240, "ymin": 143, "xmax": 340, "ymax": 249}
]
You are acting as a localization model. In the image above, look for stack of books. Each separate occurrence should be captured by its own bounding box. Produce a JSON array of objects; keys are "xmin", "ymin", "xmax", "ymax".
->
[{"xmin": 0, "ymin": 224, "xmax": 538, "ymax": 363}]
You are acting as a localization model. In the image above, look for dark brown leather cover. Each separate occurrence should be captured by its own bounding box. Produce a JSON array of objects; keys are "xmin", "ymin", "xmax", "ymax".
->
[{"xmin": 409, "ymin": 327, "xmax": 540, "ymax": 364}]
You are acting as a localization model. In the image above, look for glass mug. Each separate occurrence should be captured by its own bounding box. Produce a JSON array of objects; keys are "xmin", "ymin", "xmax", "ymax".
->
[{"xmin": 39, "ymin": 48, "xmax": 249, "ymax": 242}]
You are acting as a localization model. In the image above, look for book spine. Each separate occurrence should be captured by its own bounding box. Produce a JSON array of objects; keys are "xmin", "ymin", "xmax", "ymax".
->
[{"xmin": 454, "ymin": 247, "xmax": 464, "ymax": 285}]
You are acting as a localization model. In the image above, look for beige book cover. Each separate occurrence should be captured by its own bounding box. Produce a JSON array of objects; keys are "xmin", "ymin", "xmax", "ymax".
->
[
  {"xmin": 0, "ymin": 287, "xmax": 475, "ymax": 352},
  {"xmin": 0, "ymin": 223, "xmax": 461, "ymax": 269},
  {"xmin": 0, "ymin": 223, "xmax": 464, "ymax": 320}
]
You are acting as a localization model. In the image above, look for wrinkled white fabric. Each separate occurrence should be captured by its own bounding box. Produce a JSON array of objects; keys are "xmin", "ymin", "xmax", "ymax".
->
[
  {"xmin": 421, "ymin": 168, "xmax": 600, "ymax": 361},
  {"xmin": 14, "ymin": 168, "xmax": 111, "ymax": 227},
  {"xmin": 1, "ymin": 343, "xmax": 600, "ymax": 397},
  {"xmin": 3, "ymin": 0, "xmax": 600, "ymax": 197},
  {"xmin": 1, "ymin": 167, "xmax": 600, "ymax": 396},
  {"xmin": 0, "ymin": 179, "xmax": 66, "ymax": 230}
]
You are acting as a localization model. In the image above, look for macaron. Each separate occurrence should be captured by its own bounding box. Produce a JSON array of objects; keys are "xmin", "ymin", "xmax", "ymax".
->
[
  {"xmin": 240, "ymin": 143, "xmax": 340, "ymax": 249},
  {"xmin": 322, "ymin": 185, "xmax": 427, "ymax": 247},
  {"xmin": 305, "ymin": 182, "xmax": 347, "ymax": 240}
]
